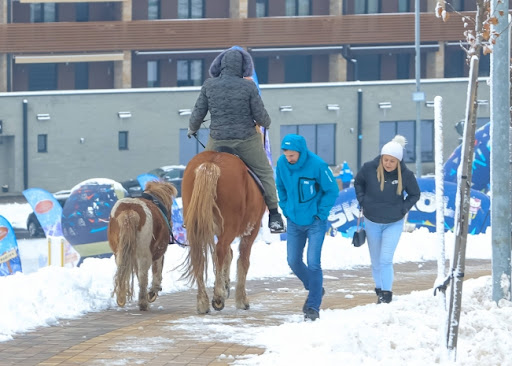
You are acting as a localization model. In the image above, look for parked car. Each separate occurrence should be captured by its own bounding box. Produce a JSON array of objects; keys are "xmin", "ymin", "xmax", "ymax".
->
[
  {"xmin": 26, "ymin": 190, "xmax": 71, "ymax": 238},
  {"xmin": 121, "ymin": 165, "xmax": 185, "ymax": 198}
]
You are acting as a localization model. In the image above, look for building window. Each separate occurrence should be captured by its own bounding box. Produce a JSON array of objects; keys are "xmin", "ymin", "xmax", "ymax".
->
[
  {"xmin": 178, "ymin": 0, "xmax": 204, "ymax": 19},
  {"xmin": 75, "ymin": 63, "xmax": 88, "ymax": 89},
  {"xmin": 279, "ymin": 124, "xmax": 335, "ymax": 165},
  {"xmin": 148, "ymin": 0, "xmax": 160, "ymax": 20},
  {"xmin": 37, "ymin": 134, "xmax": 48, "ymax": 153},
  {"xmin": 450, "ymin": 0, "xmax": 464, "ymax": 11},
  {"xmin": 147, "ymin": 60, "xmax": 160, "ymax": 87},
  {"xmin": 286, "ymin": 0, "xmax": 311, "ymax": 16},
  {"xmin": 355, "ymin": 0, "xmax": 380, "ymax": 14},
  {"xmin": 396, "ymin": 54, "xmax": 410, "ymax": 79},
  {"xmin": 177, "ymin": 59, "xmax": 203, "ymax": 86},
  {"xmin": 29, "ymin": 64, "xmax": 57, "ymax": 91},
  {"xmin": 31, "ymin": 3, "xmax": 56, "ymax": 23},
  {"xmin": 379, "ymin": 120, "xmax": 434, "ymax": 163},
  {"xmin": 357, "ymin": 54, "xmax": 381, "ymax": 81},
  {"xmin": 256, "ymin": 0, "xmax": 268, "ymax": 17},
  {"xmin": 119, "ymin": 131, "xmax": 128, "ymax": 150},
  {"xmin": 398, "ymin": 0, "xmax": 410, "ymax": 12},
  {"xmin": 76, "ymin": 3, "xmax": 89, "ymax": 22},
  {"xmin": 253, "ymin": 57, "xmax": 269, "ymax": 84},
  {"xmin": 284, "ymin": 55, "xmax": 311, "ymax": 83}
]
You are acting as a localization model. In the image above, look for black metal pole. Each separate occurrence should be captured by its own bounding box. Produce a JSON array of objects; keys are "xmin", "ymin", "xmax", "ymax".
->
[
  {"xmin": 357, "ymin": 89, "xmax": 363, "ymax": 170},
  {"xmin": 23, "ymin": 99, "xmax": 28, "ymax": 190}
]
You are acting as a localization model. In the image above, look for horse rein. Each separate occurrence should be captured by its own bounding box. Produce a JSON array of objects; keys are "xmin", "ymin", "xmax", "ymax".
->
[{"xmin": 140, "ymin": 192, "xmax": 186, "ymax": 246}]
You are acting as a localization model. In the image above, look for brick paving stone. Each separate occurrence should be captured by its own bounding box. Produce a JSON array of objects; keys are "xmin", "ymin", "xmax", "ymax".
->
[{"xmin": 0, "ymin": 259, "xmax": 490, "ymax": 365}]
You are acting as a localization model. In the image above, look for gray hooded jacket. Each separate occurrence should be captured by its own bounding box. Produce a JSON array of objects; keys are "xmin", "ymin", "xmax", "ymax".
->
[{"xmin": 189, "ymin": 48, "xmax": 271, "ymax": 140}]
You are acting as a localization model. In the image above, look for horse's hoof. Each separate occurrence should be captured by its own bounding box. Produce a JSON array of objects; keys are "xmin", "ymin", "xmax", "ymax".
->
[
  {"xmin": 212, "ymin": 298, "xmax": 225, "ymax": 311},
  {"xmin": 117, "ymin": 298, "xmax": 126, "ymax": 307},
  {"xmin": 148, "ymin": 291, "xmax": 157, "ymax": 303},
  {"xmin": 236, "ymin": 302, "xmax": 250, "ymax": 310},
  {"xmin": 139, "ymin": 303, "xmax": 148, "ymax": 311},
  {"xmin": 197, "ymin": 307, "xmax": 210, "ymax": 314}
]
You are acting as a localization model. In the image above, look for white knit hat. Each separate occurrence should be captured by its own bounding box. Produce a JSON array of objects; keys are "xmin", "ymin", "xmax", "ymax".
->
[{"xmin": 381, "ymin": 135, "xmax": 407, "ymax": 161}]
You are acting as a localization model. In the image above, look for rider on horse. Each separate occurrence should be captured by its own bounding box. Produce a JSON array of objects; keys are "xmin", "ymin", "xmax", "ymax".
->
[{"xmin": 188, "ymin": 47, "xmax": 285, "ymax": 234}]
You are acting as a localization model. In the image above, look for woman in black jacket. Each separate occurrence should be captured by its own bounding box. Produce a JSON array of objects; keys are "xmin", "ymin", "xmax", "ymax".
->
[{"xmin": 354, "ymin": 135, "xmax": 420, "ymax": 304}]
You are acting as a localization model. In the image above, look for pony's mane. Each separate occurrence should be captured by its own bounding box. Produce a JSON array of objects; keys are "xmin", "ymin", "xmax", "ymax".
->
[{"xmin": 144, "ymin": 181, "xmax": 177, "ymax": 211}]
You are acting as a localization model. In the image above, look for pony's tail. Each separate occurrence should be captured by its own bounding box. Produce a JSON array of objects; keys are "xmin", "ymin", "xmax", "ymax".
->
[
  {"xmin": 112, "ymin": 210, "xmax": 139, "ymax": 307},
  {"xmin": 182, "ymin": 162, "xmax": 223, "ymax": 286}
]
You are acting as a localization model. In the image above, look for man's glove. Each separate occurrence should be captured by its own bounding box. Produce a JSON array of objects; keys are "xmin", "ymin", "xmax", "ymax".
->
[{"xmin": 187, "ymin": 128, "xmax": 197, "ymax": 138}]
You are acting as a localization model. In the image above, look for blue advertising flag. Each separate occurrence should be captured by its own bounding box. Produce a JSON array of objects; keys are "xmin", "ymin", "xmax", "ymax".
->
[
  {"xmin": 0, "ymin": 215, "xmax": 22, "ymax": 276},
  {"xmin": 23, "ymin": 188, "xmax": 63, "ymax": 237},
  {"xmin": 137, "ymin": 173, "xmax": 160, "ymax": 190}
]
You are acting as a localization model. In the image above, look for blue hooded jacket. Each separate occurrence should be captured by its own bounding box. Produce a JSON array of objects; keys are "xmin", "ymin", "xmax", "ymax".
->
[{"xmin": 276, "ymin": 134, "xmax": 339, "ymax": 226}]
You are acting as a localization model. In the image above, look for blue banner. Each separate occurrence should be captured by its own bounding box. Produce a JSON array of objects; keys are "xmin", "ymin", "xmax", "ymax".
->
[
  {"xmin": 0, "ymin": 215, "xmax": 22, "ymax": 276},
  {"xmin": 327, "ymin": 177, "xmax": 490, "ymax": 236},
  {"xmin": 444, "ymin": 122, "xmax": 490, "ymax": 193},
  {"xmin": 22, "ymin": 188, "xmax": 63, "ymax": 237}
]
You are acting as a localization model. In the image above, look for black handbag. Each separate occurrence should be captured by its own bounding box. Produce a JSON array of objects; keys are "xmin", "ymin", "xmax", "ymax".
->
[{"xmin": 352, "ymin": 210, "xmax": 366, "ymax": 247}]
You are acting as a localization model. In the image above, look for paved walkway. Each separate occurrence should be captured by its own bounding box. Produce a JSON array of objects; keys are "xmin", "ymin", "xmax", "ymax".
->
[{"xmin": 0, "ymin": 259, "xmax": 490, "ymax": 366}]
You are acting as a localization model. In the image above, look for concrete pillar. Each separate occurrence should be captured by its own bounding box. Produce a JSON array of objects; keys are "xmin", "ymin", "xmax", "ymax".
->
[
  {"xmin": 114, "ymin": 1, "xmax": 132, "ymax": 88},
  {"xmin": 0, "ymin": 54, "xmax": 6, "ymax": 92},
  {"xmin": 329, "ymin": 54, "xmax": 347, "ymax": 82},
  {"xmin": 330, "ymin": 0, "xmax": 343, "ymax": 15},
  {"xmin": 426, "ymin": 41, "xmax": 445, "ymax": 79},
  {"xmin": 122, "ymin": 0, "xmax": 132, "ymax": 21},
  {"xmin": 230, "ymin": 0, "xmax": 248, "ymax": 18},
  {"xmin": 329, "ymin": 1, "xmax": 345, "ymax": 81},
  {"xmin": 114, "ymin": 51, "xmax": 132, "ymax": 88}
]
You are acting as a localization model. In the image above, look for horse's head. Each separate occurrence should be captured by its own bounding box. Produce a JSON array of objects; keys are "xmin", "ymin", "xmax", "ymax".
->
[{"xmin": 144, "ymin": 181, "xmax": 178, "ymax": 214}]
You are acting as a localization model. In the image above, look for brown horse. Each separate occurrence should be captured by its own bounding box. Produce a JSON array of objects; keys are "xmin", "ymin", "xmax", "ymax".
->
[
  {"xmin": 108, "ymin": 181, "xmax": 177, "ymax": 311},
  {"xmin": 181, "ymin": 151, "xmax": 266, "ymax": 314}
]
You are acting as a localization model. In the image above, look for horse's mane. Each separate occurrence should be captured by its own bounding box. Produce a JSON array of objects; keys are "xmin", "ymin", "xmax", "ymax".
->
[{"xmin": 144, "ymin": 181, "xmax": 177, "ymax": 211}]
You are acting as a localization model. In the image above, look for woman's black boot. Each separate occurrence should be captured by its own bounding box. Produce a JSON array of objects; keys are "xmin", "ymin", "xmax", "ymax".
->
[{"xmin": 375, "ymin": 288, "xmax": 382, "ymax": 304}]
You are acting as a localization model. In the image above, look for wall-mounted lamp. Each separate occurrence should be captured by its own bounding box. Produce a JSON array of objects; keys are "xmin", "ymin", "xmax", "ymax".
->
[
  {"xmin": 425, "ymin": 101, "xmax": 435, "ymax": 108},
  {"xmin": 378, "ymin": 102, "xmax": 392, "ymax": 109},
  {"xmin": 477, "ymin": 100, "xmax": 489, "ymax": 105},
  {"xmin": 178, "ymin": 109, "xmax": 192, "ymax": 116},
  {"xmin": 279, "ymin": 105, "xmax": 293, "ymax": 112},
  {"xmin": 326, "ymin": 104, "xmax": 340, "ymax": 111},
  {"xmin": 118, "ymin": 111, "xmax": 132, "ymax": 119},
  {"xmin": 36, "ymin": 113, "xmax": 50, "ymax": 121},
  {"xmin": 80, "ymin": 137, "xmax": 85, "ymax": 144}
]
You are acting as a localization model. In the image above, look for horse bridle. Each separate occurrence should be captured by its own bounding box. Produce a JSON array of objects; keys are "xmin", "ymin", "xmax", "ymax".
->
[{"xmin": 140, "ymin": 192, "xmax": 186, "ymax": 246}]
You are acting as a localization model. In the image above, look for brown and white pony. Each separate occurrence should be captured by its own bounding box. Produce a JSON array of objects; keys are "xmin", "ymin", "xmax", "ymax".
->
[
  {"xmin": 181, "ymin": 151, "xmax": 266, "ymax": 314},
  {"xmin": 108, "ymin": 181, "xmax": 177, "ymax": 311}
]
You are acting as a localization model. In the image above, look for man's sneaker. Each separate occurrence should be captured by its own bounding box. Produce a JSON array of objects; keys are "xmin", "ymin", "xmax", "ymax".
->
[
  {"xmin": 269, "ymin": 212, "xmax": 286, "ymax": 233},
  {"xmin": 302, "ymin": 287, "xmax": 325, "ymax": 313},
  {"xmin": 304, "ymin": 307, "xmax": 320, "ymax": 321}
]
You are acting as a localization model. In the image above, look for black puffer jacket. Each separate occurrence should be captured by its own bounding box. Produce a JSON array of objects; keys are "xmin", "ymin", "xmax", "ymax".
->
[
  {"xmin": 354, "ymin": 156, "xmax": 420, "ymax": 224},
  {"xmin": 189, "ymin": 48, "xmax": 271, "ymax": 140}
]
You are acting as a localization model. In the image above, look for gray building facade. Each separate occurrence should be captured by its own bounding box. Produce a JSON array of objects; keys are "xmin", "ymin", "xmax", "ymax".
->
[{"xmin": 0, "ymin": 78, "xmax": 490, "ymax": 195}]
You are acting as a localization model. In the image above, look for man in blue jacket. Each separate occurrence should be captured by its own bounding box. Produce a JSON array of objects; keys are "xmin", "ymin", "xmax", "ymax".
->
[{"xmin": 276, "ymin": 134, "xmax": 339, "ymax": 321}]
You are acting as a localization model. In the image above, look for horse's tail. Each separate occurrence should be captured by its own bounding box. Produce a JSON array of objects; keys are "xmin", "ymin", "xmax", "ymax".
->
[
  {"xmin": 112, "ymin": 210, "xmax": 139, "ymax": 307},
  {"xmin": 182, "ymin": 162, "xmax": 223, "ymax": 286}
]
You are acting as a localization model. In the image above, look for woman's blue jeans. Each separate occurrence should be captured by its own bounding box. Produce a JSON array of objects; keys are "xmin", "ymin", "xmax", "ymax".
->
[
  {"xmin": 364, "ymin": 217, "xmax": 404, "ymax": 292},
  {"xmin": 286, "ymin": 218, "xmax": 326, "ymax": 312}
]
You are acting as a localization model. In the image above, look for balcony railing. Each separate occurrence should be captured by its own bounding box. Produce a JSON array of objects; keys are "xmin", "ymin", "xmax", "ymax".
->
[{"xmin": 0, "ymin": 13, "xmax": 466, "ymax": 54}]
